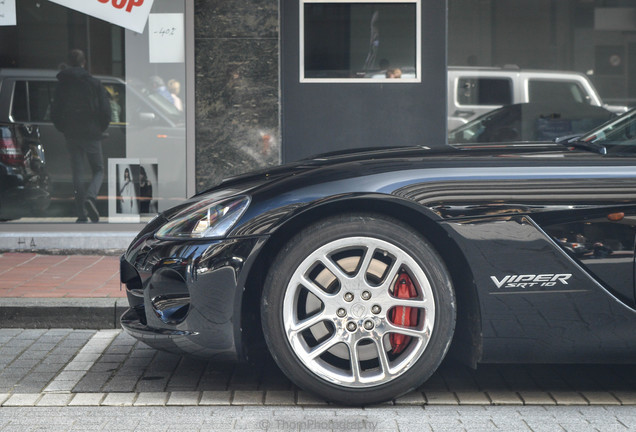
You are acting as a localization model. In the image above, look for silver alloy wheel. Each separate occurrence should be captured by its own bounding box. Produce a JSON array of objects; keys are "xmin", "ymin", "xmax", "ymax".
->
[{"xmin": 282, "ymin": 236, "xmax": 436, "ymax": 388}]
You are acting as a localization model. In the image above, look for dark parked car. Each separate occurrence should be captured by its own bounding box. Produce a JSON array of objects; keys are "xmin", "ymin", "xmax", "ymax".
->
[
  {"xmin": 0, "ymin": 122, "xmax": 49, "ymax": 220},
  {"xmin": 448, "ymin": 102, "xmax": 615, "ymax": 144},
  {"xmin": 120, "ymin": 115, "xmax": 636, "ymax": 405}
]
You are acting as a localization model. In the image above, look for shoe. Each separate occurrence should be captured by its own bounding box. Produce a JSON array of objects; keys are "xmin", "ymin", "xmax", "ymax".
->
[
  {"xmin": 75, "ymin": 218, "xmax": 88, "ymax": 223},
  {"xmin": 85, "ymin": 199, "xmax": 100, "ymax": 223}
]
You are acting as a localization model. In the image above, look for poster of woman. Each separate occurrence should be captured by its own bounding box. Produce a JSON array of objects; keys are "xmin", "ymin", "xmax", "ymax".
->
[
  {"xmin": 108, "ymin": 158, "xmax": 158, "ymax": 222},
  {"xmin": 118, "ymin": 166, "xmax": 138, "ymax": 214}
]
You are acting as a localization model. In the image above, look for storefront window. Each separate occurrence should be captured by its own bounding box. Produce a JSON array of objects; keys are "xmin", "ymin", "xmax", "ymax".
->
[
  {"xmin": 301, "ymin": 1, "xmax": 420, "ymax": 82},
  {"xmin": 0, "ymin": 0, "xmax": 190, "ymax": 224},
  {"xmin": 448, "ymin": 0, "xmax": 636, "ymax": 143}
]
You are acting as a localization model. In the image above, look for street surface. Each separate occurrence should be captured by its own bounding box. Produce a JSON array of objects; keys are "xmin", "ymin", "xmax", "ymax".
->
[{"xmin": 0, "ymin": 329, "xmax": 634, "ymax": 431}]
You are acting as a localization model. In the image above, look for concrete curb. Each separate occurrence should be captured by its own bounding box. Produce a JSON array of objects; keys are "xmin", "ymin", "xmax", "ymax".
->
[
  {"xmin": 0, "ymin": 231, "xmax": 137, "ymax": 252},
  {"xmin": 2, "ymin": 390, "xmax": 635, "ymax": 407},
  {"xmin": 0, "ymin": 298, "xmax": 129, "ymax": 329}
]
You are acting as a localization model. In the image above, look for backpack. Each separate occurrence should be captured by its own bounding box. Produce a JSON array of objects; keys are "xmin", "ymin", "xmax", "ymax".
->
[{"xmin": 52, "ymin": 74, "xmax": 111, "ymax": 140}]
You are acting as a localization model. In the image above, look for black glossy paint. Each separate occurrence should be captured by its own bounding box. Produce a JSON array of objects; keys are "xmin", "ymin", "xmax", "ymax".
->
[{"xmin": 121, "ymin": 143, "xmax": 636, "ymax": 363}]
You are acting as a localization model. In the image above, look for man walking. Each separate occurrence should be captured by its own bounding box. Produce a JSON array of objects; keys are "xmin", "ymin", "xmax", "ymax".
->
[{"xmin": 51, "ymin": 49, "xmax": 111, "ymax": 223}]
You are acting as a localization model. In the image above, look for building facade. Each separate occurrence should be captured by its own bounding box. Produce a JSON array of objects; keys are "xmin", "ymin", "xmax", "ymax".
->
[{"xmin": 0, "ymin": 0, "xmax": 634, "ymax": 229}]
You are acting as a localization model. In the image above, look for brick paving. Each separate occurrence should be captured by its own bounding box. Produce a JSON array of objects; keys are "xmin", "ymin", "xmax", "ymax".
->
[
  {"xmin": 0, "ymin": 328, "xmax": 634, "ymax": 408},
  {"xmin": 0, "ymin": 253, "xmax": 123, "ymax": 298},
  {"xmin": 0, "ymin": 252, "xmax": 635, "ymax": 411}
]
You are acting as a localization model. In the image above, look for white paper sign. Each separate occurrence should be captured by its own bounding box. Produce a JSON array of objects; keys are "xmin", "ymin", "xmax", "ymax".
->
[
  {"xmin": 148, "ymin": 13, "xmax": 185, "ymax": 63},
  {"xmin": 0, "ymin": 0, "xmax": 17, "ymax": 26},
  {"xmin": 47, "ymin": 0, "xmax": 155, "ymax": 34}
]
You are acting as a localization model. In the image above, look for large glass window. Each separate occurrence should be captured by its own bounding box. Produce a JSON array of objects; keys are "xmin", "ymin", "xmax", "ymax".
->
[
  {"xmin": 301, "ymin": 1, "xmax": 420, "ymax": 82},
  {"xmin": 0, "ymin": 0, "xmax": 190, "ymax": 224},
  {"xmin": 448, "ymin": 0, "xmax": 636, "ymax": 142}
]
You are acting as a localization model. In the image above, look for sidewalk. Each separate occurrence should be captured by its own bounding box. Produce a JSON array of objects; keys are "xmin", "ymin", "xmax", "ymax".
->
[{"xmin": 0, "ymin": 253, "xmax": 127, "ymax": 329}]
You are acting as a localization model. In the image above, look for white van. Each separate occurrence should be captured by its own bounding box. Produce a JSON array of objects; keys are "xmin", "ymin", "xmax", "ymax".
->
[{"xmin": 448, "ymin": 66, "xmax": 628, "ymax": 130}]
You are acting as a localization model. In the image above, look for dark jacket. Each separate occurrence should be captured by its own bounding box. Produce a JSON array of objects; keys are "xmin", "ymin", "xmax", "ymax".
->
[{"xmin": 51, "ymin": 67, "xmax": 111, "ymax": 140}]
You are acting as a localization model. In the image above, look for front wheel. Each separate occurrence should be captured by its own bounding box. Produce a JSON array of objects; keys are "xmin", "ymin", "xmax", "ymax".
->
[{"xmin": 261, "ymin": 214, "xmax": 456, "ymax": 405}]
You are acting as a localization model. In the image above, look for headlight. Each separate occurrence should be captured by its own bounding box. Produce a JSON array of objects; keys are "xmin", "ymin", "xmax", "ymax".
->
[{"xmin": 156, "ymin": 196, "xmax": 250, "ymax": 239}]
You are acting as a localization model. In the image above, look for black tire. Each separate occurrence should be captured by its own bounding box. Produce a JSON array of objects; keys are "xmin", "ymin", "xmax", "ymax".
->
[{"xmin": 261, "ymin": 213, "xmax": 456, "ymax": 405}]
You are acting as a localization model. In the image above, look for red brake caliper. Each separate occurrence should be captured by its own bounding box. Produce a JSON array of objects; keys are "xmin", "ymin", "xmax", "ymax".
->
[{"xmin": 389, "ymin": 272, "xmax": 419, "ymax": 354}]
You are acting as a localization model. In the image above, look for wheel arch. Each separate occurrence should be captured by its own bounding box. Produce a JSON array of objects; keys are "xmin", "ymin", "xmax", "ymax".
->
[{"xmin": 240, "ymin": 194, "xmax": 482, "ymax": 367}]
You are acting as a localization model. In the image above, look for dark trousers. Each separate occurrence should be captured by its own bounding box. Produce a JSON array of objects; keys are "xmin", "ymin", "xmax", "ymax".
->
[{"xmin": 67, "ymin": 138, "xmax": 104, "ymax": 219}]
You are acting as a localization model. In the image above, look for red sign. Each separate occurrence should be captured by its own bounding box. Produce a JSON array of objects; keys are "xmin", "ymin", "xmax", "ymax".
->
[{"xmin": 49, "ymin": 0, "xmax": 155, "ymax": 33}]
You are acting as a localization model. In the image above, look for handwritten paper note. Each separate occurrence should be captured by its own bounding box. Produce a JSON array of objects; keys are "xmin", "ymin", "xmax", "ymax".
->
[
  {"xmin": 0, "ymin": 0, "xmax": 17, "ymax": 26},
  {"xmin": 149, "ymin": 13, "xmax": 185, "ymax": 63}
]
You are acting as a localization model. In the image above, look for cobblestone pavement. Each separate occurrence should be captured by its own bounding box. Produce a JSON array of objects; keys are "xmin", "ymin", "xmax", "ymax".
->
[{"xmin": 0, "ymin": 328, "xmax": 635, "ymax": 412}]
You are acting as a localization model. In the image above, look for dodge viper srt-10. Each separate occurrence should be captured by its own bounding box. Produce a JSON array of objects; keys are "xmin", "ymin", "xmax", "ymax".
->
[{"xmin": 120, "ymin": 110, "xmax": 636, "ymax": 405}]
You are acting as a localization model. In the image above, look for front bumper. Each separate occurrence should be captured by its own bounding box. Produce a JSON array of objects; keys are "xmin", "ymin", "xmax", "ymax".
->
[{"xmin": 120, "ymin": 233, "xmax": 266, "ymax": 361}]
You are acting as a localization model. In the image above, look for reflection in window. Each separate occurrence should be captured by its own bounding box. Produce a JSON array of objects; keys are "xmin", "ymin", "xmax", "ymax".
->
[
  {"xmin": 302, "ymin": 1, "xmax": 418, "ymax": 81},
  {"xmin": 11, "ymin": 81, "xmax": 56, "ymax": 122},
  {"xmin": 528, "ymin": 80, "xmax": 591, "ymax": 106},
  {"xmin": 457, "ymin": 78, "xmax": 512, "ymax": 106},
  {"xmin": 28, "ymin": 82, "xmax": 56, "ymax": 122},
  {"xmin": 104, "ymin": 84, "xmax": 126, "ymax": 124},
  {"xmin": 582, "ymin": 109, "xmax": 636, "ymax": 146},
  {"xmin": 11, "ymin": 81, "xmax": 28, "ymax": 122},
  {"xmin": 449, "ymin": 103, "xmax": 614, "ymax": 143}
]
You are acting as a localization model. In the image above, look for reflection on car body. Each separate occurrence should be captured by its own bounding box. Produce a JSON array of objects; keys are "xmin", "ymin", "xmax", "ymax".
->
[{"xmin": 120, "ymin": 111, "xmax": 636, "ymax": 405}]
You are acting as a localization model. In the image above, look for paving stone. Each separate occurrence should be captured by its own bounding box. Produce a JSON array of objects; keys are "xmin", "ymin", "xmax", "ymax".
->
[
  {"xmin": 134, "ymin": 392, "xmax": 169, "ymax": 406},
  {"xmin": 613, "ymin": 391, "xmax": 636, "ymax": 405},
  {"xmin": 550, "ymin": 391, "xmax": 588, "ymax": 405},
  {"xmin": 456, "ymin": 391, "xmax": 490, "ymax": 405},
  {"xmin": 64, "ymin": 361, "xmax": 96, "ymax": 372},
  {"xmin": 68, "ymin": 393, "xmax": 105, "ymax": 406},
  {"xmin": 519, "ymin": 391, "xmax": 556, "ymax": 405},
  {"xmin": 394, "ymin": 391, "xmax": 426, "ymax": 405},
  {"xmin": 264, "ymin": 390, "xmax": 296, "ymax": 406},
  {"xmin": 167, "ymin": 391, "xmax": 200, "ymax": 406},
  {"xmin": 36, "ymin": 393, "xmax": 73, "ymax": 406},
  {"xmin": 33, "ymin": 363, "xmax": 66, "ymax": 374},
  {"xmin": 423, "ymin": 391, "xmax": 458, "ymax": 405},
  {"xmin": 72, "ymin": 372, "xmax": 112, "ymax": 392},
  {"xmin": 71, "ymin": 353, "xmax": 102, "ymax": 363},
  {"xmin": 487, "ymin": 391, "xmax": 523, "ymax": 405},
  {"xmin": 101, "ymin": 392, "xmax": 137, "ymax": 406},
  {"xmin": 43, "ymin": 380, "xmax": 76, "ymax": 393},
  {"xmin": 582, "ymin": 391, "xmax": 621, "ymax": 405},
  {"xmin": 296, "ymin": 391, "xmax": 329, "ymax": 406},
  {"xmin": 232, "ymin": 390, "xmax": 264, "ymax": 405},
  {"xmin": 199, "ymin": 391, "xmax": 232, "ymax": 405},
  {"xmin": 102, "ymin": 376, "xmax": 137, "ymax": 392},
  {"xmin": 3, "ymin": 393, "xmax": 41, "ymax": 406}
]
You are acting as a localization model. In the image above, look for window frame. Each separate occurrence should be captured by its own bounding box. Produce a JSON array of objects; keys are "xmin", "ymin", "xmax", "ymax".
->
[{"xmin": 299, "ymin": 0, "xmax": 422, "ymax": 84}]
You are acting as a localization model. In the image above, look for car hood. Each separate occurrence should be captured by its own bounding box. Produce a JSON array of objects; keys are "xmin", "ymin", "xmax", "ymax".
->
[
  {"xmin": 146, "ymin": 142, "xmax": 606, "ymax": 242},
  {"xmin": 201, "ymin": 142, "xmax": 575, "ymax": 192}
]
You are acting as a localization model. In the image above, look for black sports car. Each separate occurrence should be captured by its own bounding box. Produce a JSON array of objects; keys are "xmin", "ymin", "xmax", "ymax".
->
[{"xmin": 120, "ymin": 110, "xmax": 636, "ymax": 405}]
